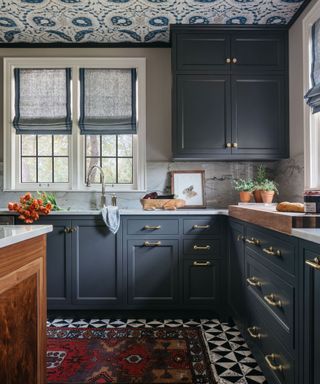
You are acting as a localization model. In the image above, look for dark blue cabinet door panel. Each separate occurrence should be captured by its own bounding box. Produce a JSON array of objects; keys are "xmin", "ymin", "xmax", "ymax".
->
[
  {"xmin": 39, "ymin": 217, "xmax": 72, "ymax": 307},
  {"xmin": 183, "ymin": 258, "xmax": 221, "ymax": 306},
  {"xmin": 231, "ymin": 33, "xmax": 286, "ymax": 72},
  {"xmin": 127, "ymin": 239, "xmax": 179, "ymax": 305},
  {"xmin": 302, "ymin": 242, "xmax": 320, "ymax": 384},
  {"xmin": 71, "ymin": 219, "xmax": 122, "ymax": 306},
  {"xmin": 231, "ymin": 75, "xmax": 288, "ymax": 158},
  {"xmin": 176, "ymin": 33, "xmax": 230, "ymax": 72},
  {"xmin": 173, "ymin": 74, "xmax": 231, "ymax": 159}
]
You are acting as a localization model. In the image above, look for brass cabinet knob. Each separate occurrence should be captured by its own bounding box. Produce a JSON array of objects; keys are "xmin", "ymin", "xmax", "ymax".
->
[
  {"xmin": 232, "ymin": 143, "xmax": 238, "ymax": 148},
  {"xmin": 226, "ymin": 143, "xmax": 232, "ymax": 148},
  {"xmin": 232, "ymin": 58, "xmax": 238, "ymax": 64},
  {"xmin": 144, "ymin": 241, "xmax": 161, "ymax": 247},
  {"xmin": 70, "ymin": 227, "xmax": 77, "ymax": 233},
  {"xmin": 265, "ymin": 354, "xmax": 283, "ymax": 372},
  {"xmin": 305, "ymin": 257, "xmax": 320, "ymax": 270},
  {"xmin": 226, "ymin": 58, "xmax": 231, "ymax": 63},
  {"xmin": 64, "ymin": 227, "xmax": 71, "ymax": 233}
]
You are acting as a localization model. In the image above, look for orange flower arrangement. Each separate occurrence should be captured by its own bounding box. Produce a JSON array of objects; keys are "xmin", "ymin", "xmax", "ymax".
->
[{"xmin": 8, "ymin": 192, "xmax": 55, "ymax": 224}]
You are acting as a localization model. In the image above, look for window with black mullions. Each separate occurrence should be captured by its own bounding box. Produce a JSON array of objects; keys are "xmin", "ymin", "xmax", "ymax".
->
[
  {"xmin": 20, "ymin": 135, "xmax": 69, "ymax": 183},
  {"xmin": 85, "ymin": 135, "xmax": 133, "ymax": 185}
]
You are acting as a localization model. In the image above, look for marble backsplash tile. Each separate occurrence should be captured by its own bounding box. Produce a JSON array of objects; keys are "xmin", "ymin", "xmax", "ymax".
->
[{"xmin": 0, "ymin": 160, "xmax": 284, "ymax": 209}]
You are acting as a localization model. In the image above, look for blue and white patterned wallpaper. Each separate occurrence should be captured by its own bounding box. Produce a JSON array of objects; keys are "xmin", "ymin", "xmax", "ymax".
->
[{"xmin": 0, "ymin": 0, "xmax": 306, "ymax": 44}]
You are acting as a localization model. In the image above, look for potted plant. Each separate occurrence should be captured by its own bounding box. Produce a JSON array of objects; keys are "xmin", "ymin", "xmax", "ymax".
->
[
  {"xmin": 233, "ymin": 178, "xmax": 255, "ymax": 203},
  {"xmin": 260, "ymin": 179, "xmax": 279, "ymax": 204},
  {"xmin": 253, "ymin": 165, "xmax": 268, "ymax": 203}
]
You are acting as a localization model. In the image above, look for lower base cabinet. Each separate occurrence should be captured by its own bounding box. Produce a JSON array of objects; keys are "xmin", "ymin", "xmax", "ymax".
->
[
  {"xmin": 301, "ymin": 240, "xmax": 320, "ymax": 384},
  {"xmin": 127, "ymin": 239, "xmax": 179, "ymax": 306}
]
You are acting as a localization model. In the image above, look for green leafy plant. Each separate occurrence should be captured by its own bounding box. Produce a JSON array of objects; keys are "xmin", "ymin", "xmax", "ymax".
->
[
  {"xmin": 259, "ymin": 179, "xmax": 279, "ymax": 194},
  {"xmin": 233, "ymin": 178, "xmax": 255, "ymax": 192},
  {"xmin": 253, "ymin": 164, "xmax": 268, "ymax": 190}
]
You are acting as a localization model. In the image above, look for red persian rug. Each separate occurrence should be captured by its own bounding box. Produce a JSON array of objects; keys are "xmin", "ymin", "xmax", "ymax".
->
[{"xmin": 47, "ymin": 327, "xmax": 215, "ymax": 384}]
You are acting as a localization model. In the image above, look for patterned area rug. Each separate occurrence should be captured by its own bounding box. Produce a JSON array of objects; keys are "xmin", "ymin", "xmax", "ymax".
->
[{"xmin": 47, "ymin": 326, "xmax": 215, "ymax": 384}]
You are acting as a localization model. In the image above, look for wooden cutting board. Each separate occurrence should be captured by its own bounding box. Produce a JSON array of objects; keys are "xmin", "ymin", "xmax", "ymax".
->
[{"xmin": 228, "ymin": 205, "xmax": 320, "ymax": 235}]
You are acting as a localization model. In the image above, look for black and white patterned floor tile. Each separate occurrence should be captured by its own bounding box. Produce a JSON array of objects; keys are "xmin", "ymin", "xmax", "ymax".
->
[{"xmin": 47, "ymin": 317, "xmax": 267, "ymax": 384}]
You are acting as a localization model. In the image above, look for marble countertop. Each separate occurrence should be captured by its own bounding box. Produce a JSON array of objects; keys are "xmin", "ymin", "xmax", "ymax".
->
[
  {"xmin": 291, "ymin": 228, "xmax": 320, "ymax": 245},
  {"xmin": 0, "ymin": 208, "xmax": 229, "ymax": 216},
  {"xmin": 0, "ymin": 225, "xmax": 53, "ymax": 248}
]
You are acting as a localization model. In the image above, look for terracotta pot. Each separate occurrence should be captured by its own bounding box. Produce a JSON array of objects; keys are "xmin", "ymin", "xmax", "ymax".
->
[
  {"xmin": 261, "ymin": 190, "xmax": 275, "ymax": 204},
  {"xmin": 253, "ymin": 190, "xmax": 263, "ymax": 203},
  {"xmin": 239, "ymin": 191, "xmax": 252, "ymax": 203}
]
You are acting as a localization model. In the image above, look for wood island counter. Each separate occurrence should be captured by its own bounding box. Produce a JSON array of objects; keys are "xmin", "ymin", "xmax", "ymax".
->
[{"xmin": 0, "ymin": 225, "xmax": 52, "ymax": 384}]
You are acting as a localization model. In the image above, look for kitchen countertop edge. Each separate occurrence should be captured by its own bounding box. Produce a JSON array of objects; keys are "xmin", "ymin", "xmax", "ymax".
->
[{"xmin": 0, "ymin": 225, "xmax": 53, "ymax": 248}]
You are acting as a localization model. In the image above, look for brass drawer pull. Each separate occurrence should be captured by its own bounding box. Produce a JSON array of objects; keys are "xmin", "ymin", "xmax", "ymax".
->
[
  {"xmin": 226, "ymin": 58, "xmax": 231, "ymax": 64},
  {"xmin": 262, "ymin": 247, "xmax": 281, "ymax": 257},
  {"xmin": 306, "ymin": 257, "xmax": 320, "ymax": 270},
  {"xmin": 232, "ymin": 142, "xmax": 238, "ymax": 148},
  {"xmin": 193, "ymin": 245, "xmax": 211, "ymax": 251},
  {"xmin": 226, "ymin": 143, "xmax": 232, "ymax": 148},
  {"xmin": 193, "ymin": 261, "xmax": 211, "ymax": 267},
  {"xmin": 144, "ymin": 241, "xmax": 161, "ymax": 247},
  {"xmin": 247, "ymin": 326, "xmax": 262, "ymax": 339},
  {"xmin": 237, "ymin": 235, "xmax": 245, "ymax": 241},
  {"xmin": 246, "ymin": 277, "xmax": 261, "ymax": 287},
  {"xmin": 264, "ymin": 294, "xmax": 282, "ymax": 308},
  {"xmin": 245, "ymin": 237, "xmax": 261, "ymax": 246},
  {"xmin": 232, "ymin": 58, "xmax": 238, "ymax": 64},
  {"xmin": 193, "ymin": 224, "xmax": 210, "ymax": 229},
  {"xmin": 143, "ymin": 225, "xmax": 161, "ymax": 230},
  {"xmin": 265, "ymin": 354, "xmax": 283, "ymax": 372}
]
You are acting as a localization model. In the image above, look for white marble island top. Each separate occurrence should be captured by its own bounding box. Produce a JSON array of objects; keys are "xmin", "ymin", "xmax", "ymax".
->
[
  {"xmin": 0, "ymin": 225, "xmax": 53, "ymax": 248},
  {"xmin": 291, "ymin": 228, "xmax": 320, "ymax": 245}
]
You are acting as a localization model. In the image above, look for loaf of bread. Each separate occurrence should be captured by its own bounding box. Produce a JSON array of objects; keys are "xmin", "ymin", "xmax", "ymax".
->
[{"xmin": 276, "ymin": 202, "xmax": 304, "ymax": 213}]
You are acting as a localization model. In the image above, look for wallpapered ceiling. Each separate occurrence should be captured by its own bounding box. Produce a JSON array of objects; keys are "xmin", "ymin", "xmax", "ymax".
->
[{"xmin": 0, "ymin": 0, "xmax": 306, "ymax": 44}]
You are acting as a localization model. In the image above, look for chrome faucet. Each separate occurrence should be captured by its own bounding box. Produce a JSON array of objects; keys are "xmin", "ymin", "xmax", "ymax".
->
[{"xmin": 86, "ymin": 165, "xmax": 107, "ymax": 208}]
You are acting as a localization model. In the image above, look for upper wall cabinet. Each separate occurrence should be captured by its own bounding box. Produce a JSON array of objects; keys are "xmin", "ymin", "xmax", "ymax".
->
[{"xmin": 171, "ymin": 26, "xmax": 289, "ymax": 161}]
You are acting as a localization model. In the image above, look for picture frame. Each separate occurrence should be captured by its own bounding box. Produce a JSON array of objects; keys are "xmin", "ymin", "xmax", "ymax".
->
[{"xmin": 171, "ymin": 170, "xmax": 206, "ymax": 208}]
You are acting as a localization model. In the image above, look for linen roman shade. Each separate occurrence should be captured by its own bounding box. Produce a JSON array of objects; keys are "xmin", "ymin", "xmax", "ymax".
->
[
  {"xmin": 305, "ymin": 19, "xmax": 320, "ymax": 114},
  {"xmin": 13, "ymin": 68, "xmax": 72, "ymax": 134},
  {"xmin": 79, "ymin": 68, "xmax": 137, "ymax": 135}
]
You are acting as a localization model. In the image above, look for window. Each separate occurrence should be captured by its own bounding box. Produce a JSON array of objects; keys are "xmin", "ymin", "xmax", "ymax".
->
[
  {"xmin": 304, "ymin": 3, "xmax": 320, "ymax": 189},
  {"xmin": 3, "ymin": 58, "xmax": 146, "ymax": 191}
]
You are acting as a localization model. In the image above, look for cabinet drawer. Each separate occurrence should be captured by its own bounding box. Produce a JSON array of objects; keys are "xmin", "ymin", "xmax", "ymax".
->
[
  {"xmin": 245, "ymin": 226, "xmax": 295, "ymax": 275},
  {"xmin": 245, "ymin": 251, "xmax": 294, "ymax": 335},
  {"xmin": 127, "ymin": 218, "xmax": 179, "ymax": 235},
  {"xmin": 183, "ymin": 239, "xmax": 220, "ymax": 257},
  {"xmin": 183, "ymin": 217, "xmax": 220, "ymax": 236},
  {"xmin": 246, "ymin": 297, "xmax": 295, "ymax": 384}
]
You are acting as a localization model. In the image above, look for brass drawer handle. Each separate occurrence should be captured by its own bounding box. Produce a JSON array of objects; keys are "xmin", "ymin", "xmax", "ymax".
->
[
  {"xmin": 246, "ymin": 277, "xmax": 261, "ymax": 287},
  {"xmin": 226, "ymin": 143, "xmax": 232, "ymax": 148},
  {"xmin": 193, "ymin": 245, "xmax": 211, "ymax": 251},
  {"xmin": 232, "ymin": 142, "xmax": 238, "ymax": 148},
  {"xmin": 264, "ymin": 294, "xmax": 282, "ymax": 308},
  {"xmin": 245, "ymin": 237, "xmax": 261, "ymax": 246},
  {"xmin": 144, "ymin": 225, "xmax": 161, "ymax": 230},
  {"xmin": 262, "ymin": 247, "xmax": 281, "ymax": 257},
  {"xmin": 265, "ymin": 354, "xmax": 283, "ymax": 372},
  {"xmin": 193, "ymin": 261, "xmax": 211, "ymax": 267},
  {"xmin": 237, "ymin": 235, "xmax": 245, "ymax": 241},
  {"xmin": 306, "ymin": 257, "xmax": 320, "ymax": 270},
  {"xmin": 193, "ymin": 224, "xmax": 210, "ymax": 229},
  {"xmin": 247, "ymin": 326, "xmax": 262, "ymax": 339},
  {"xmin": 144, "ymin": 241, "xmax": 161, "ymax": 247},
  {"xmin": 232, "ymin": 58, "xmax": 238, "ymax": 64},
  {"xmin": 226, "ymin": 58, "xmax": 231, "ymax": 63}
]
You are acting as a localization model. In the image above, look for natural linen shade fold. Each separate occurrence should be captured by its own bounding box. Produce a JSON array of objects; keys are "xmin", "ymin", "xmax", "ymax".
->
[
  {"xmin": 305, "ymin": 18, "xmax": 320, "ymax": 114},
  {"xmin": 13, "ymin": 68, "xmax": 72, "ymax": 134},
  {"xmin": 79, "ymin": 68, "xmax": 137, "ymax": 135}
]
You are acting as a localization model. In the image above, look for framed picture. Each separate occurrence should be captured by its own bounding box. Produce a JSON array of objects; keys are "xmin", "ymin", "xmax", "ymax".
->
[{"xmin": 171, "ymin": 170, "xmax": 206, "ymax": 208}]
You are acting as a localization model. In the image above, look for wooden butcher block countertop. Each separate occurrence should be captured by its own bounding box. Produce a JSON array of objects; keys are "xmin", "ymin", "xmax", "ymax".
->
[{"xmin": 228, "ymin": 204, "xmax": 320, "ymax": 235}]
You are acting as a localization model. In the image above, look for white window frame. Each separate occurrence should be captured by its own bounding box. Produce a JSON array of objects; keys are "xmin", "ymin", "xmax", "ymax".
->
[
  {"xmin": 303, "ymin": 2, "xmax": 320, "ymax": 189},
  {"xmin": 3, "ymin": 57, "xmax": 147, "ymax": 192}
]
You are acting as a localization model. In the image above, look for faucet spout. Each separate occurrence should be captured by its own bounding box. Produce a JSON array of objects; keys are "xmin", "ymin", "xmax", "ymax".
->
[{"xmin": 86, "ymin": 165, "xmax": 107, "ymax": 207}]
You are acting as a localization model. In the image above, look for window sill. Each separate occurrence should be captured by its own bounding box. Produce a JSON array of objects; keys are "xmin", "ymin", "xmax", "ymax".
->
[{"xmin": 3, "ymin": 188, "xmax": 147, "ymax": 193}]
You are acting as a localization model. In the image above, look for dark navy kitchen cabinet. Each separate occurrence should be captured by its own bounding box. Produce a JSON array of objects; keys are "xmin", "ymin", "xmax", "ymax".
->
[
  {"xmin": 301, "ymin": 240, "xmax": 320, "ymax": 384},
  {"xmin": 71, "ymin": 219, "xmax": 123, "ymax": 307},
  {"xmin": 127, "ymin": 239, "xmax": 179, "ymax": 306},
  {"xmin": 171, "ymin": 25, "xmax": 289, "ymax": 160}
]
